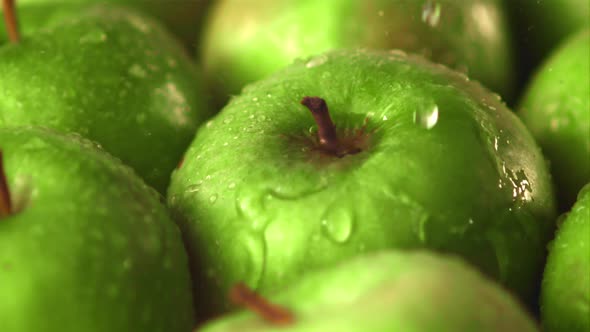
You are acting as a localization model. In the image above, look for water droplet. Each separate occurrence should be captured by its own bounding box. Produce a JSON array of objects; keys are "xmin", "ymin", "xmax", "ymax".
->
[
  {"xmin": 378, "ymin": 10, "xmax": 385, "ymax": 17},
  {"xmin": 422, "ymin": 1, "xmax": 442, "ymax": 27},
  {"xmin": 504, "ymin": 169, "xmax": 533, "ymax": 204},
  {"xmin": 223, "ymin": 115, "xmax": 234, "ymax": 124},
  {"xmin": 320, "ymin": 209, "xmax": 355, "ymax": 244},
  {"xmin": 413, "ymin": 213, "xmax": 430, "ymax": 243},
  {"xmin": 184, "ymin": 184, "xmax": 201, "ymax": 195},
  {"xmin": 228, "ymin": 182, "xmax": 236, "ymax": 190},
  {"xmin": 232, "ymin": 232, "xmax": 267, "ymax": 289},
  {"xmin": 209, "ymin": 194, "xmax": 218, "ymax": 204},
  {"xmin": 306, "ymin": 54, "xmax": 328, "ymax": 68},
  {"xmin": 413, "ymin": 104, "xmax": 439, "ymax": 129}
]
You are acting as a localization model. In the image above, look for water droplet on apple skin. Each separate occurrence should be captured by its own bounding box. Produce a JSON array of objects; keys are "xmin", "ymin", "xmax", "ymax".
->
[
  {"xmin": 320, "ymin": 207, "xmax": 355, "ymax": 244},
  {"xmin": 209, "ymin": 194, "xmax": 218, "ymax": 204},
  {"xmin": 413, "ymin": 104, "xmax": 439, "ymax": 129}
]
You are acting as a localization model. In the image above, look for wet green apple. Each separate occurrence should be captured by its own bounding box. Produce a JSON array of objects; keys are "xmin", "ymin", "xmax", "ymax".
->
[
  {"xmin": 518, "ymin": 28, "xmax": 590, "ymax": 210},
  {"xmin": 0, "ymin": 0, "xmax": 211, "ymax": 47},
  {"xmin": 202, "ymin": 0, "xmax": 515, "ymax": 106},
  {"xmin": 540, "ymin": 183, "xmax": 590, "ymax": 332},
  {"xmin": 198, "ymin": 250, "xmax": 539, "ymax": 332},
  {"xmin": 168, "ymin": 49, "xmax": 556, "ymax": 317},
  {"xmin": 0, "ymin": 4, "xmax": 210, "ymax": 193},
  {"xmin": 0, "ymin": 126, "xmax": 194, "ymax": 332}
]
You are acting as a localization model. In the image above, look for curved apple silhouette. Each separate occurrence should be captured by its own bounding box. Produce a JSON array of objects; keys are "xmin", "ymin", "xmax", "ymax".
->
[
  {"xmin": 504, "ymin": 0, "xmax": 589, "ymax": 80},
  {"xmin": 198, "ymin": 250, "xmax": 539, "ymax": 332},
  {"xmin": 0, "ymin": 4, "xmax": 210, "ymax": 193},
  {"xmin": 518, "ymin": 28, "xmax": 589, "ymax": 210},
  {"xmin": 0, "ymin": 127, "xmax": 194, "ymax": 332},
  {"xmin": 168, "ymin": 50, "xmax": 556, "ymax": 316},
  {"xmin": 201, "ymin": 0, "xmax": 515, "ymax": 106},
  {"xmin": 0, "ymin": 0, "xmax": 211, "ymax": 47},
  {"xmin": 540, "ymin": 183, "xmax": 590, "ymax": 332}
]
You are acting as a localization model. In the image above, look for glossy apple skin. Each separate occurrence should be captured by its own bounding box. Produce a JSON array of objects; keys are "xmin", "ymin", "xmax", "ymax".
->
[
  {"xmin": 0, "ymin": 0, "xmax": 211, "ymax": 48},
  {"xmin": 199, "ymin": 251, "xmax": 538, "ymax": 332},
  {"xmin": 0, "ymin": 5, "xmax": 210, "ymax": 193},
  {"xmin": 0, "ymin": 127, "xmax": 194, "ymax": 332},
  {"xmin": 518, "ymin": 29, "xmax": 590, "ymax": 211},
  {"xmin": 541, "ymin": 184, "xmax": 590, "ymax": 332},
  {"xmin": 168, "ymin": 50, "xmax": 556, "ymax": 316},
  {"xmin": 202, "ymin": 0, "xmax": 515, "ymax": 106}
]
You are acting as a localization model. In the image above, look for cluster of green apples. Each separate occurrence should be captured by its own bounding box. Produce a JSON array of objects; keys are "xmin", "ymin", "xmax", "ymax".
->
[{"xmin": 0, "ymin": 0, "xmax": 588, "ymax": 332}]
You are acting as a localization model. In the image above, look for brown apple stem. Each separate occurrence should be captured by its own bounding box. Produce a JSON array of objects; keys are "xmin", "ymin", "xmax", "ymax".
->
[
  {"xmin": 301, "ymin": 96, "xmax": 341, "ymax": 155},
  {"xmin": 0, "ymin": 150, "xmax": 12, "ymax": 217},
  {"xmin": 2, "ymin": 0, "xmax": 20, "ymax": 43},
  {"xmin": 230, "ymin": 282, "xmax": 295, "ymax": 326}
]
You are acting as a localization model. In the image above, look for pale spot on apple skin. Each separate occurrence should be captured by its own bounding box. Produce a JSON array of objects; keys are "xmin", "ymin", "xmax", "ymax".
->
[
  {"xmin": 129, "ymin": 64, "xmax": 147, "ymax": 78},
  {"xmin": 305, "ymin": 55, "xmax": 328, "ymax": 68},
  {"xmin": 79, "ymin": 29, "xmax": 107, "ymax": 44},
  {"xmin": 155, "ymin": 82, "xmax": 190, "ymax": 126}
]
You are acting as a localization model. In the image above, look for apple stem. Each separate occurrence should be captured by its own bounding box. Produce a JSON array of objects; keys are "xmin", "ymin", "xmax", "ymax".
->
[
  {"xmin": 2, "ymin": 0, "xmax": 20, "ymax": 43},
  {"xmin": 301, "ymin": 96, "xmax": 342, "ymax": 155},
  {"xmin": 0, "ymin": 150, "xmax": 12, "ymax": 218},
  {"xmin": 230, "ymin": 282, "xmax": 295, "ymax": 326}
]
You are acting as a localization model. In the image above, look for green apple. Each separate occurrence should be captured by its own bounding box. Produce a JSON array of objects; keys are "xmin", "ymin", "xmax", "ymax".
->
[
  {"xmin": 1, "ymin": 0, "xmax": 211, "ymax": 47},
  {"xmin": 0, "ymin": 4, "xmax": 210, "ymax": 193},
  {"xmin": 0, "ymin": 126, "xmax": 194, "ymax": 332},
  {"xmin": 168, "ymin": 49, "xmax": 556, "ymax": 317},
  {"xmin": 503, "ymin": 0, "xmax": 589, "ymax": 82},
  {"xmin": 518, "ymin": 28, "xmax": 590, "ymax": 210},
  {"xmin": 202, "ymin": 0, "xmax": 515, "ymax": 106},
  {"xmin": 198, "ymin": 250, "xmax": 539, "ymax": 332},
  {"xmin": 540, "ymin": 183, "xmax": 590, "ymax": 332}
]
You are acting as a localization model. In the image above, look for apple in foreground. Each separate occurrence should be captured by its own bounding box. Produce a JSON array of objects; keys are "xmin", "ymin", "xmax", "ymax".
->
[
  {"xmin": 518, "ymin": 28, "xmax": 590, "ymax": 210},
  {"xmin": 0, "ymin": 127, "xmax": 194, "ymax": 332},
  {"xmin": 540, "ymin": 183, "xmax": 590, "ymax": 332},
  {"xmin": 198, "ymin": 250, "xmax": 538, "ymax": 332},
  {"xmin": 168, "ymin": 49, "xmax": 556, "ymax": 317},
  {"xmin": 201, "ymin": 0, "xmax": 515, "ymax": 106},
  {"xmin": 0, "ymin": 0, "xmax": 210, "ymax": 48},
  {"xmin": 0, "ymin": 4, "xmax": 209, "ymax": 193}
]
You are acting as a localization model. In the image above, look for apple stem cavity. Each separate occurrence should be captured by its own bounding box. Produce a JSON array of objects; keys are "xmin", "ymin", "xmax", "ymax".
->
[
  {"xmin": 2, "ymin": 0, "xmax": 20, "ymax": 43},
  {"xmin": 0, "ymin": 150, "xmax": 12, "ymax": 218},
  {"xmin": 230, "ymin": 282, "xmax": 295, "ymax": 326},
  {"xmin": 301, "ymin": 96, "xmax": 342, "ymax": 155}
]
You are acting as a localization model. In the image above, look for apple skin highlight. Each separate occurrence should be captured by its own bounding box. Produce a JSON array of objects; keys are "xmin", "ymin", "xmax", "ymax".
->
[{"xmin": 168, "ymin": 49, "xmax": 556, "ymax": 317}]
